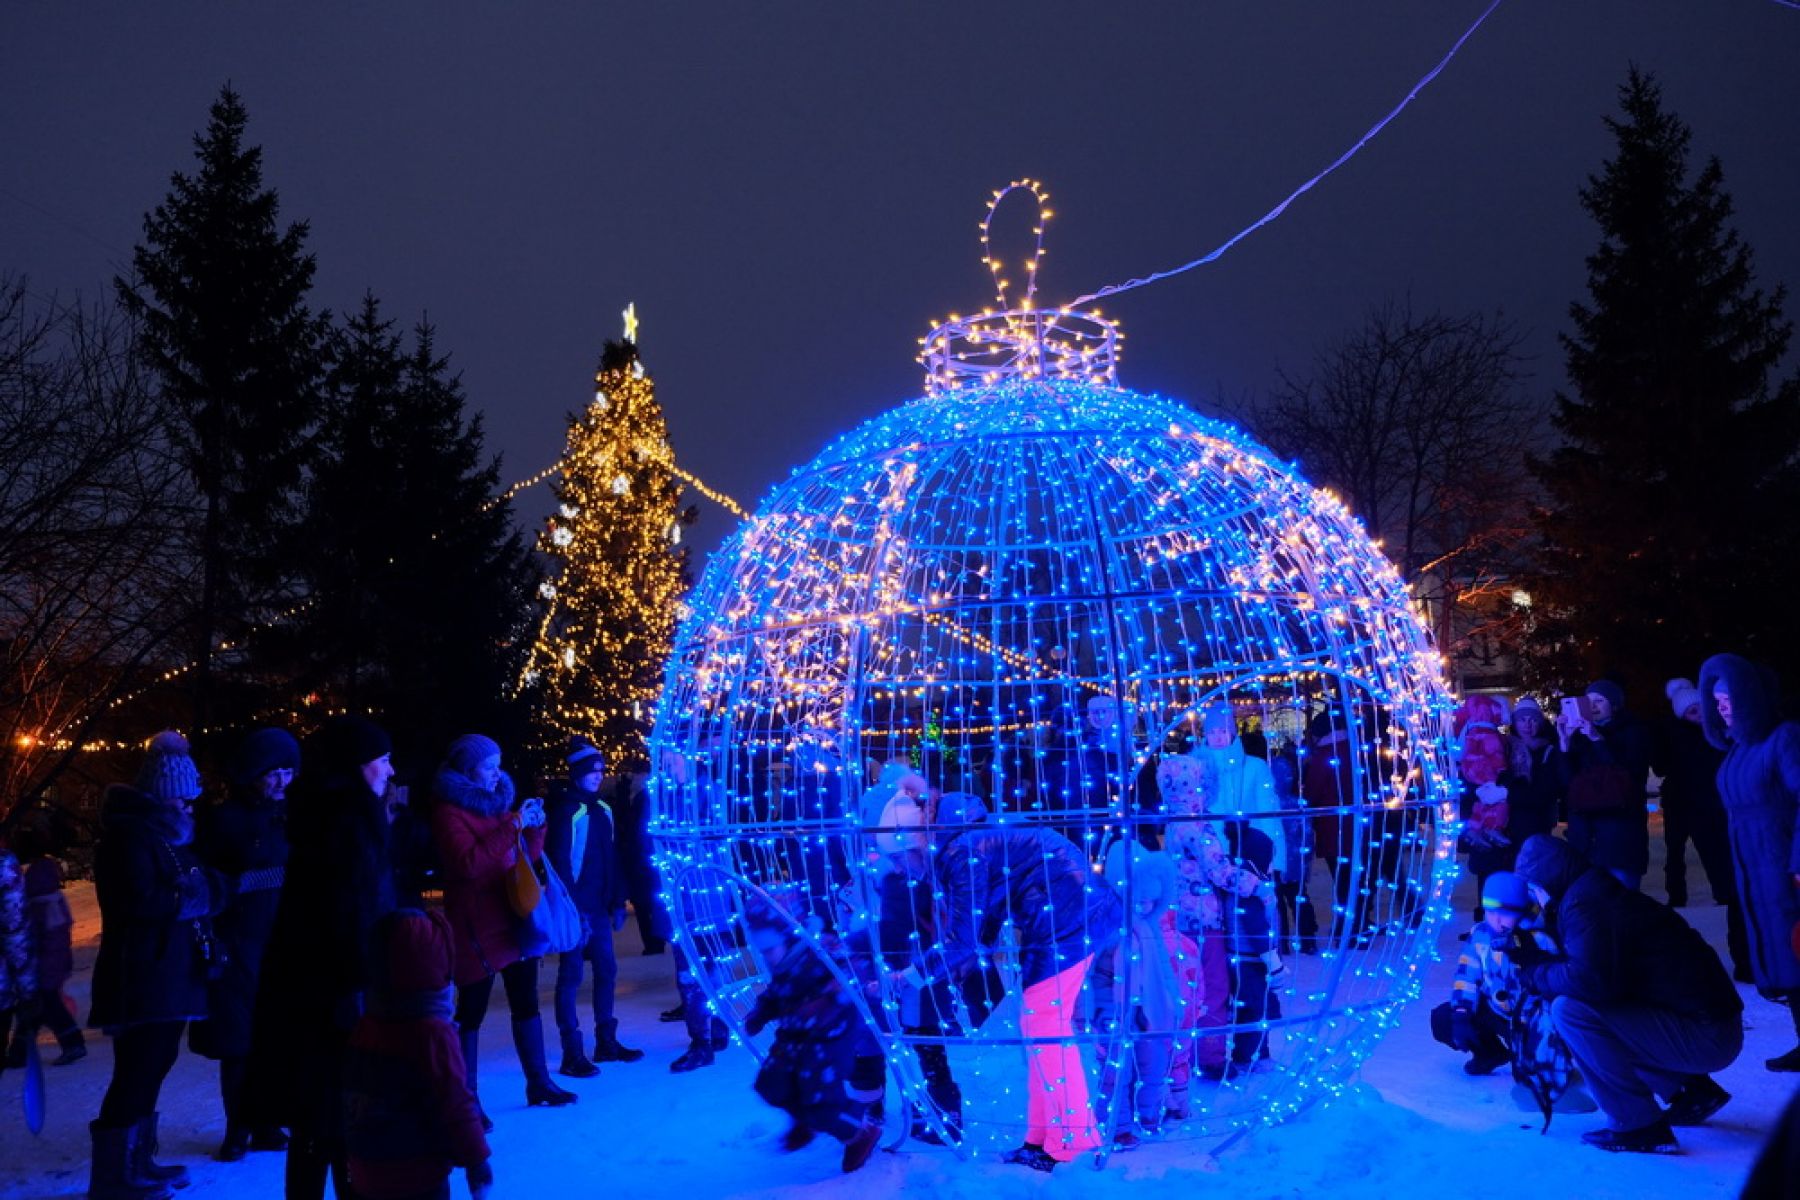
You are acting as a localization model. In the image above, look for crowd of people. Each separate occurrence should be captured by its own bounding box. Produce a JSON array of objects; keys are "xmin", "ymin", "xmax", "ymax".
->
[
  {"xmin": 1431, "ymin": 654, "xmax": 1800, "ymax": 1161},
  {"xmin": 1, "ymin": 647, "xmax": 1797, "ymax": 1192},
  {"xmin": 0, "ymin": 720, "xmax": 662, "ymax": 1200}
]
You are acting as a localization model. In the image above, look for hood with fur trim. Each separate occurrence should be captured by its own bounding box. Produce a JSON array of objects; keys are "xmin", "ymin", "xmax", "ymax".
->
[
  {"xmin": 1699, "ymin": 653, "xmax": 1785, "ymax": 750},
  {"xmin": 1514, "ymin": 834, "xmax": 1588, "ymax": 901},
  {"xmin": 433, "ymin": 765, "xmax": 516, "ymax": 817}
]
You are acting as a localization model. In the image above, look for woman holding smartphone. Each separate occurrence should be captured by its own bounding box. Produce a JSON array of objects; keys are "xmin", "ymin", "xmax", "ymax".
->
[
  {"xmin": 432, "ymin": 735, "xmax": 577, "ymax": 1119},
  {"xmin": 1555, "ymin": 681, "xmax": 1653, "ymax": 891}
]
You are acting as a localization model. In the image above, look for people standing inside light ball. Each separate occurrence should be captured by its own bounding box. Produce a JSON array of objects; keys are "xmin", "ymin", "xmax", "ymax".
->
[
  {"xmin": 1191, "ymin": 704, "xmax": 1287, "ymax": 910},
  {"xmin": 1699, "ymin": 654, "xmax": 1800, "ymax": 1072},
  {"xmin": 430, "ymin": 734, "xmax": 576, "ymax": 1116},
  {"xmin": 895, "ymin": 792, "xmax": 1122, "ymax": 1172}
]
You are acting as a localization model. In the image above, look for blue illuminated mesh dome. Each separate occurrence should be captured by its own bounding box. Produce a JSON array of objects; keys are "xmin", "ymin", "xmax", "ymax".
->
[{"xmin": 648, "ymin": 375, "xmax": 1460, "ymax": 1157}]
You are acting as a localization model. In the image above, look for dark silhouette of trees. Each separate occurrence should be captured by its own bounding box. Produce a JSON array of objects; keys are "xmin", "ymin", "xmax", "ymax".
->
[
  {"xmin": 1526, "ymin": 68, "xmax": 1800, "ymax": 695},
  {"xmin": 283, "ymin": 294, "xmax": 536, "ymax": 767},
  {"xmin": 115, "ymin": 84, "xmax": 329, "ymax": 738},
  {"xmin": 1233, "ymin": 299, "xmax": 1539, "ymax": 677}
]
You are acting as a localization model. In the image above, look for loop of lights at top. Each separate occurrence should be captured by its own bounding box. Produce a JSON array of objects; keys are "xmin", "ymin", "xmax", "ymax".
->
[{"xmin": 919, "ymin": 180, "xmax": 1121, "ymax": 396}]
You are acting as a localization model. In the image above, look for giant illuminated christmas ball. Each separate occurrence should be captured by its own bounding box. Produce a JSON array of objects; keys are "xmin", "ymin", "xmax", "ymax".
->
[{"xmin": 648, "ymin": 182, "xmax": 1460, "ymax": 1161}]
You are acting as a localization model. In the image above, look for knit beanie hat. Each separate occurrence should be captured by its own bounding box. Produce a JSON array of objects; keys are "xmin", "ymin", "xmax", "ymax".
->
[
  {"xmin": 1480, "ymin": 871, "xmax": 1530, "ymax": 917},
  {"xmin": 447, "ymin": 733, "xmax": 502, "ymax": 778},
  {"xmin": 1665, "ymin": 678, "xmax": 1702, "ymax": 718},
  {"xmin": 1511, "ymin": 697, "xmax": 1544, "ymax": 722},
  {"xmin": 567, "ymin": 736, "xmax": 603, "ymax": 776},
  {"xmin": 1585, "ymin": 679, "xmax": 1626, "ymax": 714},
  {"xmin": 934, "ymin": 792, "xmax": 988, "ymax": 827},
  {"xmin": 232, "ymin": 727, "xmax": 301, "ymax": 787},
  {"xmin": 135, "ymin": 730, "xmax": 203, "ymax": 802}
]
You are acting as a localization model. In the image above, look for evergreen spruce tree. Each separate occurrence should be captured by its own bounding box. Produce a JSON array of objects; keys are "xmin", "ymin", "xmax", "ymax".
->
[
  {"xmin": 526, "ymin": 317, "xmax": 694, "ymax": 772},
  {"xmin": 116, "ymin": 84, "xmax": 329, "ymax": 734},
  {"xmin": 1528, "ymin": 68, "xmax": 1800, "ymax": 692},
  {"xmin": 293, "ymin": 294, "xmax": 534, "ymax": 764}
]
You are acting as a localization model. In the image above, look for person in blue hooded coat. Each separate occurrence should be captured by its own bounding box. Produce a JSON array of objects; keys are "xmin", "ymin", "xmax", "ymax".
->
[{"xmin": 1698, "ymin": 653, "xmax": 1800, "ymax": 1071}]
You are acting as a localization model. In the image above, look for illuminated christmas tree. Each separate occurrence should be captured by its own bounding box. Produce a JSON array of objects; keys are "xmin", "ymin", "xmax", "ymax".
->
[{"xmin": 527, "ymin": 306, "xmax": 695, "ymax": 771}]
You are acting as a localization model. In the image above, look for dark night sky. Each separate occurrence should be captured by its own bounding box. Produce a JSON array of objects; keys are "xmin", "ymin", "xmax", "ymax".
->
[{"xmin": 6, "ymin": 3, "xmax": 1798, "ymax": 552}]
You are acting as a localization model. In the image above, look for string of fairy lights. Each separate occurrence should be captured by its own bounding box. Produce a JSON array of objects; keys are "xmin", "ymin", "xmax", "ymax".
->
[{"xmin": 635, "ymin": 171, "xmax": 1463, "ymax": 1166}]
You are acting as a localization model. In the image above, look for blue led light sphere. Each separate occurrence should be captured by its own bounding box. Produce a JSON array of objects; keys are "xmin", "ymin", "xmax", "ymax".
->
[{"xmin": 648, "ymin": 187, "xmax": 1460, "ymax": 1162}]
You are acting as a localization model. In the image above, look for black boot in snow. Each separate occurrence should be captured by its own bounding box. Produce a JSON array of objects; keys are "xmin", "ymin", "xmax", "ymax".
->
[
  {"xmin": 593, "ymin": 1018, "xmax": 645, "ymax": 1063},
  {"xmin": 459, "ymin": 1023, "xmax": 493, "ymax": 1132},
  {"xmin": 669, "ymin": 1039, "xmax": 715, "ymax": 1073},
  {"xmin": 131, "ymin": 1114, "xmax": 190, "ymax": 1190},
  {"xmin": 215, "ymin": 1123, "xmax": 250, "ymax": 1163},
  {"xmin": 1767, "ymin": 1046, "xmax": 1800, "ymax": 1073},
  {"xmin": 514, "ymin": 1017, "xmax": 579, "ymax": 1106},
  {"xmin": 88, "ymin": 1121, "xmax": 172, "ymax": 1200},
  {"xmin": 558, "ymin": 1029, "xmax": 600, "ymax": 1078}
]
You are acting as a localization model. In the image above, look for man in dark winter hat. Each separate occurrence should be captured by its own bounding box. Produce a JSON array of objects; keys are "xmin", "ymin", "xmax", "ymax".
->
[
  {"xmin": 546, "ymin": 737, "xmax": 643, "ymax": 1076},
  {"xmin": 1511, "ymin": 834, "xmax": 1741, "ymax": 1154}
]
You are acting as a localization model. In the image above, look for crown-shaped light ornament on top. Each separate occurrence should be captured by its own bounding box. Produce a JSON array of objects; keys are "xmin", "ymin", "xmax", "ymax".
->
[{"xmin": 918, "ymin": 179, "xmax": 1122, "ymax": 397}]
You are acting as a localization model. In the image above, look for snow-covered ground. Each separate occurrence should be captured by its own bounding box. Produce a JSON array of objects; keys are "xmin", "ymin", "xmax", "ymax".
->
[{"xmin": 5, "ymin": 826, "xmax": 1792, "ymax": 1199}]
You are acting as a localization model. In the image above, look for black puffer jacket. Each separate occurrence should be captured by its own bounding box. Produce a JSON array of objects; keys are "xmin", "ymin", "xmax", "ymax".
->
[
  {"xmin": 1514, "ymin": 835, "xmax": 1740, "ymax": 1021},
  {"xmin": 927, "ymin": 825, "xmax": 1122, "ymax": 988},
  {"xmin": 88, "ymin": 786, "xmax": 228, "ymax": 1030}
]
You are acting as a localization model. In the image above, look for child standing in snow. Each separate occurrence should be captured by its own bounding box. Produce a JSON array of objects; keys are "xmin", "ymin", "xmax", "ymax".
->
[
  {"xmin": 744, "ymin": 909, "xmax": 884, "ymax": 1173},
  {"xmin": 344, "ymin": 908, "xmax": 493, "ymax": 1200},
  {"xmin": 4, "ymin": 827, "xmax": 85, "ymax": 1068},
  {"xmin": 1097, "ymin": 832, "xmax": 1183, "ymax": 1148},
  {"xmin": 1160, "ymin": 754, "xmax": 1289, "ymax": 1079}
]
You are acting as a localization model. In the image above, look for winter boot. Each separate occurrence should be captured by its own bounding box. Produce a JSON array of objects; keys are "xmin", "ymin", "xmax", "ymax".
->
[
  {"xmin": 88, "ymin": 1121, "xmax": 172, "ymax": 1200},
  {"xmin": 247, "ymin": 1127, "xmax": 288, "ymax": 1152},
  {"xmin": 841, "ymin": 1121, "xmax": 881, "ymax": 1173},
  {"xmin": 1580, "ymin": 1117, "xmax": 1679, "ymax": 1154},
  {"xmin": 1767, "ymin": 1046, "xmax": 1800, "ymax": 1073},
  {"xmin": 55, "ymin": 1029, "xmax": 88, "ymax": 1066},
  {"xmin": 658, "ymin": 1002, "xmax": 687, "ymax": 1023},
  {"xmin": 669, "ymin": 1039, "xmax": 715, "ymax": 1073},
  {"xmin": 514, "ymin": 1017, "xmax": 578, "ymax": 1106},
  {"xmin": 1665, "ymin": 1077, "xmax": 1731, "ymax": 1126},
  {"xmin": 558, "ymin": 1029, "xmax": 600, "ymax": 1078},
  {"xmin": 593, "ymin": 1018, "xmax": 644, "ymax": 1063},
  {"xmin": 459, "ymin": 1024, "xmax": 493, "ymax": 1132},
  {"xmin": 215, "ymin": 1123, "xmax": 250, "ymax": 1163},
  {"xmin": 131, "ymin": 1115, "xmax": 190, "ymax": 1190}
]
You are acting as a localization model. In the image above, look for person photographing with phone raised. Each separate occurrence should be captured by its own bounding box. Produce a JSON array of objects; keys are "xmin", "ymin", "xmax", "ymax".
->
[{"xmin": 1556, "ymin": 681, "xmax": 1653, "ymax": 892}]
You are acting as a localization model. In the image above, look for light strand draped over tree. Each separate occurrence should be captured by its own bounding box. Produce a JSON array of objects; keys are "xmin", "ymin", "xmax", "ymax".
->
[
  {"xmin": 1527, "ymin": 67, "xmax": 1800, "ymax": 694},
  {"xmin": 527, "ymin": 319, "xmax": 695, "ymax": 773}
]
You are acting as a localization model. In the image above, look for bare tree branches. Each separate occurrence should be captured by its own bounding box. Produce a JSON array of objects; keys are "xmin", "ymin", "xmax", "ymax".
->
[{"xmin": 0, "ymin": 278, "xmax": 194, "ymax": 816}]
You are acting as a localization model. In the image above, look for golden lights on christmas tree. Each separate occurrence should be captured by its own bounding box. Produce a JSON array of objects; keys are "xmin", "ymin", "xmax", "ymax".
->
[{"xmin": 524, "ymin": 306, "xmax": 693, "ymax": 771}]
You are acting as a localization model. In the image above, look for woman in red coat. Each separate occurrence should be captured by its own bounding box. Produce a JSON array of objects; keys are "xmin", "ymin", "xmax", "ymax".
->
[{"xmin": 431, "ymin": 734, "xmax": 576, "ymax": 1115}]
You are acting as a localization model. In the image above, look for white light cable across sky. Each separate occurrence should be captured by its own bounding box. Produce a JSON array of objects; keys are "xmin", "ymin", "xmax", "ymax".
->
[{"xmin": 1069, "ymin": 0, "xmax": 1509, "ymax": 308}]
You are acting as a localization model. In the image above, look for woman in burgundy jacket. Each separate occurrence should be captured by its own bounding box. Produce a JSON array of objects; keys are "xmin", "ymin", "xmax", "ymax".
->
[{"xmin": 431, "ymin": 735, "xmax": 576, "ymax": 1116}]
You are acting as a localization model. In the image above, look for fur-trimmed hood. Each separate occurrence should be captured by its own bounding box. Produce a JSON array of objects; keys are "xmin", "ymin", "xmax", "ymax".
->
[
  {"xmin": 433, "ymin": 765, "xmax": 516, "ymax": 817},
  {"xmin": 1700, "ymin": 653, "xmax": 1784, "ymax": 750},
  {"xmin": 1514, "ymin": 834, "xmax": 1588, "ymax": 902}
]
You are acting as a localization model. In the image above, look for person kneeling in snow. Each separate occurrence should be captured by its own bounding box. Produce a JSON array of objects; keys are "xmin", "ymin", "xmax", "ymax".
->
[
  {"xmin": 1511, "ymin": 834, "xmax": 1742, "ymax": 1154},
  {"xmin": 344, "ymin": 909, "xmax": 493, "ymax": 1200},
  {"xmin": 744, "ymin": 909, "xmax": 884, "ymax": 1174}
]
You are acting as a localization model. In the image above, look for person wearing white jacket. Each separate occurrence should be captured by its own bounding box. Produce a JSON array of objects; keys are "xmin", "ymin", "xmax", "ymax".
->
[{"xmin": 1191, "ymin": 705, "xmax": 1288, "ymax": 878}]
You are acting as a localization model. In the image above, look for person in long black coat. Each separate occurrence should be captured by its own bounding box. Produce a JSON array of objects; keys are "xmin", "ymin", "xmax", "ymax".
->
[
  {"xmin": 1504, "ymin": 700, "xmax": 1563, "ymax": 844},
  {"xmin": 1652, "ymin": 682, "xmax": 1751, "ymax": 979},
  {"xmin": 1558, "ymin": 681, "xmax": 1653, "ymax": 891},
  {"xmin": 248, "ymin": 716, "xmax": 398, "ymax": 1200},
  {"xmin": 1699, "ymin": 653, "xmax": 1800, "ymax": 1071},
  {"xmin": 191, "ymin": 727, "xmax": 300, "ymax": 1162},
  {"xmin": 87, "ymin": 732, "xmax": 228, "ymax": 1198}
]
